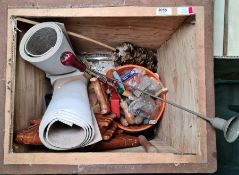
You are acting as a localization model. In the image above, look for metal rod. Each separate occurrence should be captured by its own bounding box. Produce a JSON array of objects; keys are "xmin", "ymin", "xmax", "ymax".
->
[
  {"xmin": 62, "ymin": 52, "xmax": 213, "ymax": 122},
  {"xmin": 105, "ymin": 75, "xmax": 212, "ymax": 121},
  {"xmin": 135, "ymin": 88, "xmax": 212, "ymax": 121}
]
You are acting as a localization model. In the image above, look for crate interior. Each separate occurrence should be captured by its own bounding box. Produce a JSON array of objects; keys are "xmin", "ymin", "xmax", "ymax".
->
[{"xmin": 13, "ymin": 15, "xmax": 203, "ymax": 155}]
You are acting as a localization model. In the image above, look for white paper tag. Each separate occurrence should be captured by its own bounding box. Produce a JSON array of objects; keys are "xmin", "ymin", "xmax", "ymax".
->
[
  {"xmin": 177, "ymin": 7, "xmax": 193, "ymax": 15},
  {"xmin": 156, "ymin": 7, "xmax": 172, "ymax": 16}
]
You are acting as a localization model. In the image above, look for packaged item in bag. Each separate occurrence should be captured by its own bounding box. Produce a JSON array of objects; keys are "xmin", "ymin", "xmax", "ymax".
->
[{"xmin": 128, "ymin": 95, "xmax": 158, "ymax": 118}]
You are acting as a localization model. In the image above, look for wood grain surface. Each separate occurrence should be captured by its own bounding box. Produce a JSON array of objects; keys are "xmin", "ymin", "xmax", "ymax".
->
[
  {"xmin": 158, "ymin": 23, "xmax": 200, "ymax": 154},
  {"xmin": 14, "ymin": 30, "xmax": 47, "ymax": 132}
]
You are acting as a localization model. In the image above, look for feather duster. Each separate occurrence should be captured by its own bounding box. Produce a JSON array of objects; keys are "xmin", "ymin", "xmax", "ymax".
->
[{"xmin": 112, "ymin": 42, "xmax": 157, "ymax": 72}]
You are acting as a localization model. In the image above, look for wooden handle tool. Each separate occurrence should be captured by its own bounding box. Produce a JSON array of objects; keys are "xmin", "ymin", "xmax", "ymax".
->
[
  {"xmin": 93, "ymin": 133, "xmax": 140, "ymax": 151},
  {"xmin": 90, "ymin": 78, "xmax": 110, "ymax": 114},
  {"xmin": 120, "ymin": 100, "xmax": 135, "ymax": 125},
  {"xmin": 15, "ymin": 119, "xmax": 42, "ymax": 145},
  {"xmin": 138, "ymin": 135, "xmax": 159, "ymax": 153}
]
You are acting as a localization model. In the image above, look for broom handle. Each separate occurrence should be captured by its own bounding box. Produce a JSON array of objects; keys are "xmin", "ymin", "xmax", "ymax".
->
[{"xmin": 15, "ymin": 17, "xmax": 116, "ymax": 52}]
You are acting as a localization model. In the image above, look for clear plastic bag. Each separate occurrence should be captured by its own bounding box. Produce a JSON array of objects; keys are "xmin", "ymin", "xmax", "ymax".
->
[
  {"xmin": 128, "ymin": 95, "xmax": 157, "ymax": 118},
  {"xmin": 145, "ymin": 77, "xmax": 163, "ymax": 96},
  {"xmin": 122, "ymin": 68, "xmax": 148, "ymax": 94},
  {"xmin": 124, "ymin": 74, "xmax": 162, "ymax": 97}
]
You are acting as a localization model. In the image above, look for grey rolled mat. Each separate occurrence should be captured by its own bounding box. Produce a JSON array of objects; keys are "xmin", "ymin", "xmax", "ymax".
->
[
  {"xmin": 19, "ymin": 22, "xmax": 102, "ymax": 150},
  {"xmin": 19, "ymin": 22, "xmax": 76, "ymax": 75}
]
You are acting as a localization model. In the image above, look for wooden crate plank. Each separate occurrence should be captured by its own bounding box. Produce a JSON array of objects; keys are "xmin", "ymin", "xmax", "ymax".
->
[
  {"xmin": 227, "ymin": 0, "xmax": 239, "ymax": 56},
  {"xmin": 60, "ymin": 16, "xmax": 186, "ymax": 53},
  {"xmin": 157, "ymin": 19, "xmax": 206, "ymax": 154},
  {"xmin": 14, "ymin": 47, "xmax": 47, "ymax": 131},
  {"xmin": 213, "ymin": 0, "xmax": 225, "ymax": 56}
]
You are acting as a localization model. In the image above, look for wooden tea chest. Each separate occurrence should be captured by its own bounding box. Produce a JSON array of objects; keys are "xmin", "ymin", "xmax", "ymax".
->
[{"xmin": 0, "ymin": 0, "xmax": 216, "ymax": 174}]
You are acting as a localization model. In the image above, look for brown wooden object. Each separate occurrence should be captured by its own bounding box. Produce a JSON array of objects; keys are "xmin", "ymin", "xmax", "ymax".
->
[
  {"xmin": 90, "ymin": 78, "xmax": 110, "ymax": 114},
  {"xmin": 94, "ymin": 133, "xmax": 140, "ymax": 151},
  {"xmin": 15, "ymin": 118, "xmax": 42, "ymax": 145}
]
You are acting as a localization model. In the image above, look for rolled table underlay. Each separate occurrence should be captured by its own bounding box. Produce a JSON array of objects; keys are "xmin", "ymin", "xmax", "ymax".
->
[
  {"xmin": 39, "ymin": 75, "xmax": 102, "ymax": 150},
  {"xmin": 19, "ymin": 22, "xmax": 102, "ymax": 150},
  {"xmin": 19, "ymin": 22, "xmax": 76, "ymax": 75}
]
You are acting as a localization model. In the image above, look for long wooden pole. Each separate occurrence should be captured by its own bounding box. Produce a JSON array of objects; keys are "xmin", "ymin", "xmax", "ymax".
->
[{"xmin": 15, "ymin": 17, "xmax": 116, "ymax": 52}]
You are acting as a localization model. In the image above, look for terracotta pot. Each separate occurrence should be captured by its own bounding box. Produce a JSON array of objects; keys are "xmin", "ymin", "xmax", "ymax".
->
[{"xmin": 106, "ymin": 65, "xmax": 166, "ymax": 133}]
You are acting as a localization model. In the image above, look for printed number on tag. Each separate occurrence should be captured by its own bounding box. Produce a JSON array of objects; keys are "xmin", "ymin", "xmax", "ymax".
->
[{"xmin": 156, "ymin": 7, "xmax": 172, "ymax": 16}]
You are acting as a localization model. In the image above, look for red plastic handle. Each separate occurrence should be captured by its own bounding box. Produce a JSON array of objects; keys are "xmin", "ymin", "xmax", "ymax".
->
[{"xmin": 60, "ymin": 51, "xmax": 87, "ymax": 72}]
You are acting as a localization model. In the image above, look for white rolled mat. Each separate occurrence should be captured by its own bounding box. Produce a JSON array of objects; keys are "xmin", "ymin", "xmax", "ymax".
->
[
  {"xmin": 39, "ymin": 75, "xmax": 102, "ymax": 150},
  {"xmin": 19, "ymin": 22, "xmax": 76, "ymax": 75}
]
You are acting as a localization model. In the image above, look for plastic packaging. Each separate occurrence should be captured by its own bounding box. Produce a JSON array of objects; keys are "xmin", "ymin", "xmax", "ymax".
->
[
  {"xmin": 134, "ymin": 116, "xmax": 144, "ymax": 125},
  {"xmin": 123, "ymin": 70, "xmax": 146, "ymax": 92},
  {"xmin": 145, "ymin": 77, "xmax": 163, "ymax": 96},
  {"xmin": 133, "ymin": 76, "xmax": 151, "ymax": 97},
  {"xmin": 128, "ymin": 95, "xmax": 157, "ymax": 118},
  {"xmin": 121, "ymin": 68, "xmax": 145, "ymax": 82},
  {"xmin": 122, "ymin": 68, "xmax": 162, "ymax": 97}
]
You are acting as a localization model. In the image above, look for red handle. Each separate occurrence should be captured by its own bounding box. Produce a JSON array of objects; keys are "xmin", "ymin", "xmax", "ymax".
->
[{"xmin": 60, "ymin": 51, "xmax": 87, "ymax": 72}]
